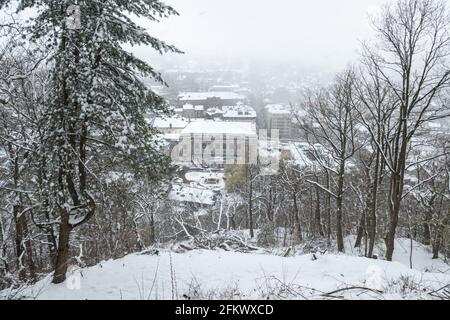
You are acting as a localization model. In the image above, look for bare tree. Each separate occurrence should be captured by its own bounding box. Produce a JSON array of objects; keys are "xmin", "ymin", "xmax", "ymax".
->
[
  {"xmin": 300, "ymin": 70, "xmax": 361, "ymax": 252},
  {"xmin": 353, "ymin": 63, "xmax": 397, "ymax": 257},
  {"xmin": 0, "ymin": 27, "xmax": 50, "ymax": 281},
  {"xmin": 408, "ymin": 137, "xmax": 449, "ymax": 259},
  {"xmin": 362, "ymin": 0, "xmax": 450, "ymax": 260}
]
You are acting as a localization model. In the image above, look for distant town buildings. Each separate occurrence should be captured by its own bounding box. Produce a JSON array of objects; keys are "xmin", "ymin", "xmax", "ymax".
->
[
  {"xmin": 174, "ymin": 104, "xmax": 206, "ymax": 119},
  {"xmin": 222, "ymin": 104, "xmax": 257, "ymax": 122},
  {"xmin": 209, "ymin": 85, "xmax": 241, "ymax": 92},
  {"xmin": 152, "ymin": 117, "xmax": 188, "ymax": 135},
  {"xmin": 149, "ymin": 82, "xmax": 313, "ymax": 209},
  {"xmin": 264, "ymin": 104, "xmax": 293, "ymax": 140},
  {"xmin": 178, "ymin": 91, "xmax": 246, "ymax": 108}
]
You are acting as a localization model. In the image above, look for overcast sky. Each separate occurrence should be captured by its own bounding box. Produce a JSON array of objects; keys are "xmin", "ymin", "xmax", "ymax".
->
[{"xmin": 136, "ymin": 0, "xmax": 394, "ymax": 70}]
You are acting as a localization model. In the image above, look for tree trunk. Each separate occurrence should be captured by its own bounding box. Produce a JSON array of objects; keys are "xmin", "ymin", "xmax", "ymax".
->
[
  {"xmin": 385, "ymin": 98, "xmax": 409, "ymax": 261},
  {"xmin": 356, "ymin": 172, "xmax": 371, "ymax": 250},
  {"xmin": 423, "ymin": 211, "xmax": 432, "ymax": 246},
  {"xmin": 336, "ymin": 161, "xmax": 345, "ymax": 252},
  {"xmin": 14, "ymin": 203, "xmax": 26, "ymax": 280},
  {"xmin": 432, "ymin": 219, "xmax": 446, "ymax": 259},
  {"xmin": 314, "ymin": 183, "xmax": 324, "ymax": 237},
  {"xmin": 52, "ymin": 208, "xmax": 72, "ymax": 284},
  {"xmin": 149, "ymin": 210, "xmax": 156, "ymax": 244},
  {"xmin": 325, "ymin": 171, "xmax": 332, "ymax": 242},
  {"xmin": 386, "ymin": 173, "xmax": 402, "ymax": 261},
  {"xmin": 248, "ymin": 169, "xmax": 254, "ymax": 239},
  {"xmin": 432, "ymin": 243, "xmax": 440, "ymax": 259},
  {"xmin": 354, "ymin": 210, "xmax": 366, "ymax": 249},
  {"xmin": 367, "ymin": 150, "xmax": 380, "ymax": 258},
  {"xmin": 133, "ymin": 219, "xmax": 144, "ymax": 251},
  {"xmin": 292, "ymin": 190, "xmax": 302, "ymax": 242},
  {"xmin": 267, "ymin": 185, "xmax": 274, "ymax": 222},
  {"xmin": 21, "ymin": 213, "xmax": 36, "ymax": 280}
]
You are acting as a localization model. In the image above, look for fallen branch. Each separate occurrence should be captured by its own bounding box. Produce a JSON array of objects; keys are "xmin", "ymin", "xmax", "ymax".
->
[
  {"xmin": 428, "ymin": 284, "xmax": 450, "ymax": 300},
  {"xmin": 323, "ymin": 286, "xmax": 384, "ymax": 299}
]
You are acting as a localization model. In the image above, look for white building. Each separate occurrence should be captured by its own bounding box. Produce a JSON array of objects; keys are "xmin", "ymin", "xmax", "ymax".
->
[
  {"xmin": 222, "ymin": 104, "xmax": 257, "ymax": 122},
  {"xmin": 176, "ymin": 120, "xmax": 257, "ymax": 167},
  {"xmin": 153, "ymin": 116, "xmax": 188, "ymax": 134},
  {"xmin": 178, "ymin": 91, "xmax": 246, "ymax": 108},
  {"xmin": 265, "ymin": 104, "xmax": 292, "ymax": 140},
  {"xmin": 151, "ymin": 116, "xmax": 189, "ymax": 143}
]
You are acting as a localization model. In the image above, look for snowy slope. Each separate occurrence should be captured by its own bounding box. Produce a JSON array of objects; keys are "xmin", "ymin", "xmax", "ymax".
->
[
  {"xmin": 344, "ymin": 237, "xmax": 450, "ymax": 274},
  {"xmin": 3, "ymin": 245, "xmax": 449, "ymax": 300}
]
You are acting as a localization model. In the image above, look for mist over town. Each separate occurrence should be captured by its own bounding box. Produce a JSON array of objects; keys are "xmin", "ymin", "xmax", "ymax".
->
[{"xmin": 0, "ymin": 0, "xmax": 449, "ymax": 304}]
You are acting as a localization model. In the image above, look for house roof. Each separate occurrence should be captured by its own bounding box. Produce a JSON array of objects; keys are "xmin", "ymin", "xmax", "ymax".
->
[
  {"xmin": 178, "ymin": 91, "xmax": 245, "ymax": 102},
  {"xmin": 153, "ymin": 116, "xmax": 189, "ymax": 129},
  {"xmin": 169, "ymin": 184, "xmax": 216, "ymax": 205},
  {"xmin": 181, "ymin": 120, "xmax": 257, "ymax": 136},
  {"xmin": 222, "ymin": 104, "xmax": 256, "ymax": 119},
  {"xmin": 265, "ymin": 104, "xmax": 292, "ymax": 115}
]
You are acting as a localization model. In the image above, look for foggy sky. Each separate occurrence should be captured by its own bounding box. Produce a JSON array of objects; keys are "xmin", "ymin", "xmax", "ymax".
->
[{"xmin": 136, "ymin": 0, "xmax": 393, "ymax": 71}]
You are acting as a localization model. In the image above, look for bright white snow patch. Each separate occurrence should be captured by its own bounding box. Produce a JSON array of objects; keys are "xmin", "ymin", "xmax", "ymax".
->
[
  {"xmin": 344, "ymin": 236, "xmax": 450, "ymax": 274},
  {"xmin": 4, "ymin": 247, "xmax": 449, "ymax": 300}
]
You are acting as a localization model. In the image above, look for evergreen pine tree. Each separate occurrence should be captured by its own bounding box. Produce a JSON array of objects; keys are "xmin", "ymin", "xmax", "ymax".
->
[{"xmin": 0, "ymin": 0, "xmax": 181, "ymax": 283}]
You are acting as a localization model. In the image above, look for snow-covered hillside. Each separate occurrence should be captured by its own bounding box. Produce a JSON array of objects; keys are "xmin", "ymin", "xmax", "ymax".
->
[
  {"xmin": 2, "ymin": 239, "xmax": 449, "ymax": 300},
  {"xmin": 344, "ymin": 237, "xmax": 450, "ymax": 274}
]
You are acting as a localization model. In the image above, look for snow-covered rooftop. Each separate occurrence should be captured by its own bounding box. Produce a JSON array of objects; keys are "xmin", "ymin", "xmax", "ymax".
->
[
  {"xmin": 206, "ymin": 107, "xmax": 223, "ymax": 115},
  {"xmin": 162, "ymin": 133, "xmax": 181, "ymax": 141},
  {"xmin": 181, "ymin": 120, "xmax": 257, "ymax": 136},
  {"xmin": 222, "ymin": 104, "xmax": 256, "ymax": 119},
  {"xmin": 153, "ymin": 116, "xmax": 189, "ymax": 129},
  {"xmin": 209, "ymin": 84, "xmax": 241, "ymax": 92},
  {"xmin": 285, "ymin": 142, "xmax": 316, "ymax": 168},
  {"xmin": 178, "ymin": 92, "xmax": 246, "ymax": 102},
  {"xmin": 169, "ymin": 184, "xmax": 216, "ymax": 205},
  {"xmin": 185, "ymin": 171, "xmax": 225, "ymax": 191},
  {"xmin": 265, "ymin": 104, "xmax": 292, "ymax": 115}
]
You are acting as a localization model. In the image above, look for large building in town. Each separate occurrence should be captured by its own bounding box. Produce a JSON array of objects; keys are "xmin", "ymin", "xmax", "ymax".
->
[
  {"xmin": 175, "ymin": 120, "xmax": 257, "ymax": 167},
  {"xmin": 264, "ymin": 104, "xmax": 292, "ymax": 140},
  {"xmin": 178, "ymin": 91, "xmax": 246, "ymax": 108}
]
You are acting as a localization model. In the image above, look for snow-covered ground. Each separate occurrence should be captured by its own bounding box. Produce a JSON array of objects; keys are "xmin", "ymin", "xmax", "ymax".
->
[
  {"xmin": 344, "ymin": 236, "xmax": 450, "ymax": 274},
  {"xmin": 2, "ymin": 238, "xmax": 449, "ymax": 300},
  {"xmin": 185, "ymin": 171, "xmax": 225, "ymax": 191}
]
